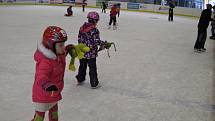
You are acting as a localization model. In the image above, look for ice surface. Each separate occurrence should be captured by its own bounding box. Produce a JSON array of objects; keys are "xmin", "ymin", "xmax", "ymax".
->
[{"xmin": 0, "ymin": 5, "xmax": 215, "ymax": 121}]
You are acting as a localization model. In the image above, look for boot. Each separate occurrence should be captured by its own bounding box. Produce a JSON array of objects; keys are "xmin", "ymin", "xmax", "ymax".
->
[
  {"xmin": 108, "ymin": 25, "xmax": 111, "ymax": 29},
  {"xmin": 113, "ymin": 25, "xmax": 117, "ymax": 30}
]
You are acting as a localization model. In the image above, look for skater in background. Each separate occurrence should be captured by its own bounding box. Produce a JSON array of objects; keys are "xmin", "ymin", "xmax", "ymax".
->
[
  {"xmin": 210, "ymin": 5, "xmax": 215, "ymax": 39},
  {"xmin": 64, "ymin": 5, "xmax": 73, "ymax": 16},
  {"xmin": 194, "ymin": 4, "xmax": 213, "ymax": 52},
  {"xmin": 101, "ymin": 1, "xmax": 107, "ymax": 13},
  {"xmin": 82, "ymin": 0, "xmax": 87, "ymax": 12},
  {"xmin": 108, "ymin": 4, "xmax": 117, "ymax": 30},
  {"xmin": 31, "ymin": 26, "xmax": 74, "ymax": 121},
  {"xmin": 116, "ymin": 3, "xmax": 121, "ymax": 17},
  {"xmin": 76, "ymin": 11, "xmax": 107, "ymax": 89},
  {"xmin": 168, "ymin": 0, "xmax": 175, "ymax": 21}
]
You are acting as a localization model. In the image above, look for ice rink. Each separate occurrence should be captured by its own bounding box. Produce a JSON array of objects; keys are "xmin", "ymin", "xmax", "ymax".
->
[{"xmin": 0, "ymin": 5, "xmax": 215, "ymax": 121}]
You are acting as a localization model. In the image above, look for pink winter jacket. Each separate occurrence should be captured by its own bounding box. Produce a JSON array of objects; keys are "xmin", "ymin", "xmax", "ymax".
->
[{"xmin": 32, "ymin": 44, "xmax": 66, "ymax": 103}]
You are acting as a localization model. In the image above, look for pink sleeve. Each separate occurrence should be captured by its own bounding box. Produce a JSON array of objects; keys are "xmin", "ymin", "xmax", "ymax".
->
[{"xmin": 35, "ymin": 60, "xmax": 53, "ymax": 90}]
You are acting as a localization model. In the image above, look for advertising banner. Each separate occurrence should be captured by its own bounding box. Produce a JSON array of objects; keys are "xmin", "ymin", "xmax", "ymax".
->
[
  {"xmin": 63, "ymin": 0, "xmax": 74, "ymax": 3},
  {"xmin": 127, "ymin": 2, "xmax": 143, "ymax": 10},
  {"xmin": 49, "ymin": 0, "xmax": 63, "ymax": 3}
]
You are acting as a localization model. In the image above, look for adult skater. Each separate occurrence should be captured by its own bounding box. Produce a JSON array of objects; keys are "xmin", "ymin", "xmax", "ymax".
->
[
  {"xmin": 210, "ymin": 5, "xmax": 215, "ymax": 39},
  {"xmin": 82, "ymin": 0, "xmax": 87, "ymax": 12},
  {"xmin": 168, "ymin": 0, "xmax": 175, "ymax": 21},
  {"xmin": 101, "ymin": 1, "xmax": 107, "ymax": 13},
  {"xmin": 194, "ymin": 4, "xmax": 213, "ymax": 52},
  {"xmin": 116, "ymin": 3, "xmax": 121, "ymax": 17}
]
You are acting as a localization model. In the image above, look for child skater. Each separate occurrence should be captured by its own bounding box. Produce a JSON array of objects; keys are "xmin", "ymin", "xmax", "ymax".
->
[
  {"xmin": 108, "ymin": 4, "xmax": 117, "ymax": 30},
  {"xmin": 31, "ymin": 26, "xmax": 74, "ymax": 121},
  {"xmin": 65, "ymin": 5, "xmax": 73, "ymax": 16},
  {"xmin": 75, "ymin": 11, "xmax": 107, "ymax": 89}
]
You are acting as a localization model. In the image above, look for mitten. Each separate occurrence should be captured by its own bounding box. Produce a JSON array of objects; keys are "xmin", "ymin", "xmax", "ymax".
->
[
  {"xmin": 65, "ymin": 44, "xmax": 75, "ymax": 55},
  {"xmin": 45, "ymin": 85, "xmax": 58, "ymax": 91}
]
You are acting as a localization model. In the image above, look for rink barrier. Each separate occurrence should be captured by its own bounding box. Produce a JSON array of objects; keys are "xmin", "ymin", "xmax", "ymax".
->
[{"xmin": 0, "ymin": 2, "xmax": 201, "ymax": 18}]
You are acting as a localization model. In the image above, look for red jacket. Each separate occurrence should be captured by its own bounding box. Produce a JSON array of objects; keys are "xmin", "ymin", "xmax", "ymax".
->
[
  {"xmin": 32, "ymin": 44, "xmax": 66, "ymax": 103},
  {"xmin": 110, "ymin": 6, "xmax": 117, "ymax": 17}
]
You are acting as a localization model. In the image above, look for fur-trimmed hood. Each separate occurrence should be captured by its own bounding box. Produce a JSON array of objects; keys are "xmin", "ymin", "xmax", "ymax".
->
[{"xmin": 35, "ymin": 43, "xmax": 57, "ymax": 60}]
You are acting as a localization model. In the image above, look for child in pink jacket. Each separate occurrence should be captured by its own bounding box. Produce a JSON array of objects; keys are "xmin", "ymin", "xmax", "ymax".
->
[{"xmin": 31, "ymin": 26, "xmax": 73, "ymax": 121}]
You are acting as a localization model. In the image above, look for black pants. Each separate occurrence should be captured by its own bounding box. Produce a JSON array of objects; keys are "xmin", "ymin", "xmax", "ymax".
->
[
  {"xmin": 194, "ymin": 28, "xmax": 207, "ymax": 49},
  {"xmin": 109, "ymin": 16, "xmax": 116, "ymax": 26},
  {"xmin": 76, "ymin": 58, "xmax": 99, "ymax": 87},
  {"xmin": 82, "ymin": 5, "xmax": 85, "ymax": 12},
  {"xmin": 117, "ymin": 11, "xmax": 120, "ymax": 17},
  {"xmin": 168, "ymin": 8, "xmax": 173, "ymax": 21},
  {"xmin": 211, "ymin": 24, "xmax": 215, "ymax": 36}
]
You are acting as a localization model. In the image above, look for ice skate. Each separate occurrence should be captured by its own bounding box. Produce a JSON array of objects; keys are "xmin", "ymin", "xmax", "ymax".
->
[
  {"xmin": 209, "ymin": 36, "xmax": 215, "ymax": 39},
  {"xmin": 194, "ymin": 49, "xmax": 201, "ymax": 53},
  {"xmin": 116, "ymin": 22, "xmax": 119, "ymax": 26},
  {"xmin": 91, "ymin": 83, "xmax": 102, "ymax": 89},
  {"xmin": 77, "ymin": 81, "xmax": 85, "ymax": 85},
  {"xmin": 113, "ymin": 25, "xmax": 117, "ymax": 30},
  {"xmin": 76, "ymin": 75, "xmax": 85, "ymax": 85},
  {"xmin": 201, "ymin": 48, "xmax": 206, "ymax": 52},
  {"xmin": 108, "ymin": 25, "xmax": 111, "ymax": 29}
]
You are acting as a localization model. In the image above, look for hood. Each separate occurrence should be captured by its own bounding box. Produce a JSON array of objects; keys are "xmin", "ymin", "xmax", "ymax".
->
[
  {"xmin": 80, "ymin": 22, "xmax": 96, "ymax": 33},
  {"xmin": 34, "ymin": 43, "xmax": 57, "ymax": 62}
]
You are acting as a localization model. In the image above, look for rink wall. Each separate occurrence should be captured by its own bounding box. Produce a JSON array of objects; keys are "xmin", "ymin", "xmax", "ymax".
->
[
  {"xmin": 106, "ymin": 1, "xmax": 202, "ymax": 17},
  {"xmin": 0, "ymin": 0, "xmax": 202, "ymax": 17}
]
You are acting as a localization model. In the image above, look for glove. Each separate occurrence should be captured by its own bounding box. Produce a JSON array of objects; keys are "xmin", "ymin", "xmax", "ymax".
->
[
  {"xmin": 65, "ymin": 44, "xmax": 75, "ymax": 54},
  {"xmin": 45, "ymin": 85, "xmax": 58, "ymax": 91}
]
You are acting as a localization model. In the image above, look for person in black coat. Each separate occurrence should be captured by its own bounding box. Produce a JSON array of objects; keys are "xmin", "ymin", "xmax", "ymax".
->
[
  {"xmin": 168, "ymin": 0, "xmax": 175, "ymax": 21},
  {"xmin": 194, "ymin": 4, "xmax": 213, "ymax": 52},
  {"xmin": 210, "ymin": 5, "xmax": 215, "ymax": 39},
  {"xmin": 116, "ymin": 3, "xmax": 121, "ymax": 17},
  {"xmin": 102, "ymin": 1, "xmax": 107, "ymax": 13},
  {"xmin": 64, "ymin": 6, "xmax": 73, "ymax": 16},
  {"xmin": 82, "ymin": 0, "xmax": 87, "ymax": 12}
]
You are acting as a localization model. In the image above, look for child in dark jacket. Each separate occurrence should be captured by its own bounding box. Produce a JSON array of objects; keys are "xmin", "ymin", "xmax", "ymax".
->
[
  {"xmin": 65, "ymin": 6, "xmax": 73, "ymax": 16},
  {"xmin": 76, "ymin": 11, "xmax": 107, "ymax": 89}
]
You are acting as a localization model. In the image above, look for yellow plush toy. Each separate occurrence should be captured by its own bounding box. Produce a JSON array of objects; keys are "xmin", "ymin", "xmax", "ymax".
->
[{"xmin": 68, "ymin": 43, "xmax": 90, "ymax": 71}]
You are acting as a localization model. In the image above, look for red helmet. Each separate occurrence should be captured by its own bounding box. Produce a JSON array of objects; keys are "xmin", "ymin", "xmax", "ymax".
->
[
  {"xmin": 87, "ymin": 11, "xmax": 99, "ymax": 21},
  {"xmin": 42, "ymin": 26, "xmax": 67, "ymax": 51}
]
